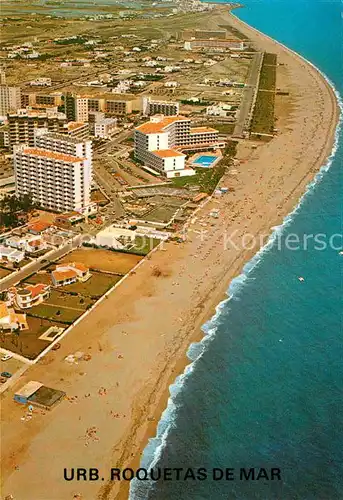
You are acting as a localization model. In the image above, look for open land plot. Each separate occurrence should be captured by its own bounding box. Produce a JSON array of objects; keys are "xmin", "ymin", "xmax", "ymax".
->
[
  {"xmin": 59, "ymin": 248, "xmax": 143, "ymax": 274},
  {"xmin": 202, "ymin": 57, "xmax": 251, "ymax": 83},
  {"xmin": 91, "ymin": 189, "xmax": 109, "ymax": 206},
  {"xmin": 211, "ymin": 122, "xmax": 236, "ymax": 135},
  {"xmin": 0, "ymin": 316, "xmax": 65, "ymax": 360},
  {"xmin": 58, "ymin": 272, "xmax": 121, "ymax": 297},
  {"xmin": 171, "ymin": 165, "xmax": 226, "ymax": 194},
  {"xmin": 251, "ymin": 91, "xmax": 275, "ymax": 135},
  {"xmin": 259, "ymin": 53, "xmax": 277, "ymax": 91},
  {"xmin": 28, "ymin": 303, "xmax": 83, "ymax": 324},
  {"xmin": 46, "ymin": 290, "xmax": 95, "ymax": 311},
  {"xmin": 129, "ymin": 236, "xmax": 160, "ymax": 256},
  {"xmin": 25, "ymin": 271, "xmax": 51, "ymax": 286},
  {"xmin": 217, "ymin": 23, "xmax": 250, "ymax": 40},
  {"xmin": 143, "ymin": 205, "xmax": 179, "ymax": 224},
  {"xmin": 0, "ymin": 268, "xmax": 12, "ymax": 279}
]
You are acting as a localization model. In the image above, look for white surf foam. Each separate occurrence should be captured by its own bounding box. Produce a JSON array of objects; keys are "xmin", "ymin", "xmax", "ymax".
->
[{"xmin": 129, "ymin": 19, "xmax": 343, "ymax": 500}]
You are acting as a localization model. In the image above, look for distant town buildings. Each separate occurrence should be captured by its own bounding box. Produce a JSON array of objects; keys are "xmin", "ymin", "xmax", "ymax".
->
[
  {"xmin": 142, "ymin": 96, "xmax": 179, "ymax": 116},
  {"xmin": 21, "ymin": 91, "xmax": 63, "ymax": 108},
  {"xmin": 184, "ymin": 39, "xmax": 245, "ymax": 51},
  {"xmin": 65, "ymin": 92, "xmax": 138, "ymax": 121},
  {"xmin": 29, "ymin": 77, "xmax": 52, "ymax": 87}
]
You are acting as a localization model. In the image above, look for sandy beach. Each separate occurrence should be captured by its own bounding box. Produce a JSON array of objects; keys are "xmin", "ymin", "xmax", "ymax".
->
[{"xmin": 0, "ymin": 7, "xmax": 340, "ymax": 500}]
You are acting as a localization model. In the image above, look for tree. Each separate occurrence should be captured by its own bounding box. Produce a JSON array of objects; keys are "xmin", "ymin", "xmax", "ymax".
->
[{"xmin": 0, "ymin": 192, "xmax": 35, "ymax": 228}]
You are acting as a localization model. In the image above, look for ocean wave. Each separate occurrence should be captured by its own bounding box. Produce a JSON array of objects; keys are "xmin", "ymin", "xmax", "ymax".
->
[{"xmin": 129, "ymin": 20, "xmax": 343, "ymax": 500}]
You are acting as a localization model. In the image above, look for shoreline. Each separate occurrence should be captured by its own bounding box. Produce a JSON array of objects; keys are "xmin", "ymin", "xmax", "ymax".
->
[
  {"xmin": 1, "ymin": 6, "xmax": 340, "ymax": 500},
  {"xmin": 116, "ymin": 8, "xmax": 341, "ymax": 500}
]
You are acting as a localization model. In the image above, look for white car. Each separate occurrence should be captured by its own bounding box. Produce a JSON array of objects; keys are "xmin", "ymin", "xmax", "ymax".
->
[{"xmin": 1, "ymin": 354, "xmax": 12, "ymax": 362}]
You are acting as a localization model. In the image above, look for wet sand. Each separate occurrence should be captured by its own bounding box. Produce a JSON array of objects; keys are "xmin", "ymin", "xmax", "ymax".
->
[{"xmin": 0, "ymin": 7, "xmax": 340, "ymax": 500}]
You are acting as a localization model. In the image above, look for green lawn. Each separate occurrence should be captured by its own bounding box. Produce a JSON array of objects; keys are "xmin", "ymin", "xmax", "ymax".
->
[
  {"xmin": 211, "ymin": 122, "xmax": 235, "ymax": 135},
  {"xmin": 58, "ymin": 272, "xmax": 121, "ymax": 297},
  {"xmin": 129, "ymin": 236, "xmax": 160, "ymax": 255},
  {"xmin": 171, "ymin": 165, "xmax": 226, "ymax": 194},
  {"xmin": 251, "ymin": 91, "xmax": 275, "ymax": 135},
  {"xmin": 263, "ymin": 53, "xmax": 277, "ymax": 66},
  {"xmin": 259, "ymin": 54, "xmax": 277, "ymax": 91},
  {"xmin": 28, "ymin": 304, "xmax": 82, "ymax": 324},
  {"xmin": 47, "ymin": 290, "xmax": 95, "ymax": 310}
]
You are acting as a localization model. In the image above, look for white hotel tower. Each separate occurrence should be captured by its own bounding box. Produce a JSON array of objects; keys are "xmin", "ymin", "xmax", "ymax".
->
[{"xmin": 14, "ymin": 129, "xmax": 95, "ymax": 214}]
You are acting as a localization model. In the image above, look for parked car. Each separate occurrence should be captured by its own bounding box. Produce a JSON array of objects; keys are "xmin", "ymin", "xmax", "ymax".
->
[
  {"xmin": 0, "ymin": 376, "xmax": 7, "ymax": 384},
  {"xmin": 52, "ymin": 343, "xmax": 61, "ymax": 351},
  {"xmin": 1, "ymin": 354, "xmax": 12, "ymax": 362},
  {"xmin": 0, "ymin": 371, "xmax": 12, "ymax": 378}
]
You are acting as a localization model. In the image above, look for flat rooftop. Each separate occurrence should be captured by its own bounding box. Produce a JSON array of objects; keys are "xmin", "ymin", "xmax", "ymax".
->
[{"xmin": 20, "ymin": 147, "xmax": 84, "ymax": 163}]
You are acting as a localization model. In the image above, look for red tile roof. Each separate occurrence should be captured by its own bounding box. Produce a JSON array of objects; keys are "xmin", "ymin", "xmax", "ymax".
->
[
  {"xmin": 28, "ymin": 221, "xmax": 51, "ymax": 233},
  {"xmin": 152, "ymin": 149, "xmax": 185, "ymax": 158},
  {"xmin": 22, "ymin": 147, "xmax": 84, "ymax": 163},
  {"xmin": 52, "ymin": 269, "xmax": 78, "ymax": 282},
  {"xmin": 26, "ymin": 283, "xmax": 49, "ymax": 298},
  {"xmin": 136, "ymin": 116, "xmax": 189, "ymax": 134}
]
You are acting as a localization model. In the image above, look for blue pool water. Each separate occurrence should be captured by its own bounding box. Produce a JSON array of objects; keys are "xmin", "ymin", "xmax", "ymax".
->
[
  {"xmin": 131, "ymin": 1, "xmax": 343, "ymax": 499},
  {"xmin": 193, "ymin": 155, "xmax": 218, "ymax": 168}
]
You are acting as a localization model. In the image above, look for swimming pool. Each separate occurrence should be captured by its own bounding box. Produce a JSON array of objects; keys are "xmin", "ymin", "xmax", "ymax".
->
[{"xmin": 193, "ymin": 155, "xmax": 218, "ymax": 168}]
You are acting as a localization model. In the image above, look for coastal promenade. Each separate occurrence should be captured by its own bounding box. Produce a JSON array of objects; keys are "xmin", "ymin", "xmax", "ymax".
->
[{"xmin": 1, "ymin": 7, "xmax": 340, "ymax": 500}]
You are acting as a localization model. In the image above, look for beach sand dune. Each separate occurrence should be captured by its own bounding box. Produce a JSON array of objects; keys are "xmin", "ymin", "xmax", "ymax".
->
[{"xmin": 0, "ymin": 8, "xmax": 339, "ymax": 500}]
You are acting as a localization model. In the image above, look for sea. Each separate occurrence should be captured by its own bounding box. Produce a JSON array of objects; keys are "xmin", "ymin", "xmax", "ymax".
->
[{"xmin": 130, "ymin": 0, "xmax": 343, "ymax": 499}]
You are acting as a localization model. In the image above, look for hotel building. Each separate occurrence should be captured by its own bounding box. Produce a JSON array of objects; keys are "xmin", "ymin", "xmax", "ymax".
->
[
  {"xmin": 184, "ymin": 39, "xmax": 245, "ymax": 51},
  {"xmin": 65, "ymin": 93, "xmax": 137, "ymax": 121},
  {"xmin": 14, "ymin": 130, "xmax": 94, "ymax": 214},
  {"xmin": 142, "ymin": 97, "xmax": 179, "ymax": 117},
  {"xmin": 134, "ymin": 115, "xmax": 223, "ymax": 177},
  {"xmin": 8, "ymin": 109, "xmax": 67, "ymax": 149}
]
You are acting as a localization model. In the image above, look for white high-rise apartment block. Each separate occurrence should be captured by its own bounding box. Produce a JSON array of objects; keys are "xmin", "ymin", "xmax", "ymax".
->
[
  {"xmin": 0, "ymin": 85, "xmax": 21, "ymax": 117},
  {"xmin": 14, "ymin": 129, "xmax": 95, "ymax": 215},
  {"xmin": 134, "ymin": 115, "xmax": 223, "ymax": 178}
]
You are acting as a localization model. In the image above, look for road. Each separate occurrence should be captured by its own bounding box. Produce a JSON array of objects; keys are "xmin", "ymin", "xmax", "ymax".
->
[
  {"xmin": 0, "ymin": 237, "xmax": 83, "ymax": 292},
  {"xmin": 233, "ymin": 52, "xmax": 263, "ymax": 138},
  {"xmin": 92, "ymin": 162, "xmax": 126, "ymax": 218}
]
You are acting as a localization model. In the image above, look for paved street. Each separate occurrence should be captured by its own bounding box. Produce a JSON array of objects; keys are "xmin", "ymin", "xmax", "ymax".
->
[
  {"xmin": 0, "ymin": 237, "xmax": 83, "ymax": 292},
  {"xmin": 233, "ymin": 52, "xmax": 263, "ymax": 137}
]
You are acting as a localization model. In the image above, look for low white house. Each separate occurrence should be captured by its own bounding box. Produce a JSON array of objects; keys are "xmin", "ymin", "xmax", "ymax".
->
[
  {"xmin": 11, "ymin": 283, "xmax": 51, "ymax": 309},
  {"xmin": 5, "ymin": 235, "xmax": 47, "ymax": 254},
  {"xmin": 52, "ymin": 262, "xmax": 91, "ymax": 287},
  {"xmin": 0, "ymin": 245, "xmax": 25, "ymax": 263},
  {"xmin": 95, "ymin": 226, "xmax": 136, "ymax": 249}
]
